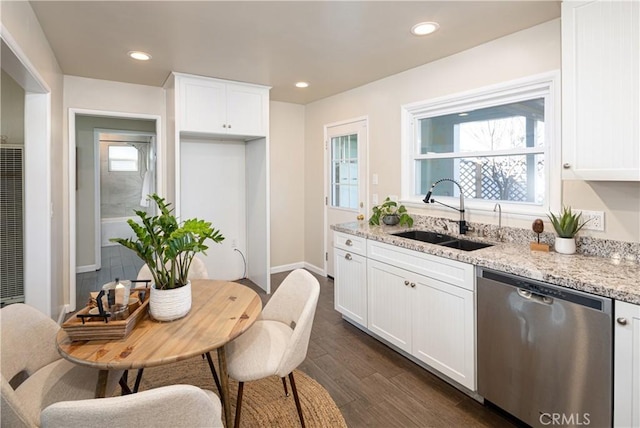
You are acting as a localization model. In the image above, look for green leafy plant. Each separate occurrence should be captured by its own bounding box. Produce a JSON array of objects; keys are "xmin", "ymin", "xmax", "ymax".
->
[
  {"xmin": 369, "ymin": 197, "xmax": 414, "ymax": 227},
  {"xmin": 547, "ymin": 206, "xmax": 590, "ymax": 238},
  {"xmin": 111, "ymin": 194, "xmax": 224, "ymax": 289}
]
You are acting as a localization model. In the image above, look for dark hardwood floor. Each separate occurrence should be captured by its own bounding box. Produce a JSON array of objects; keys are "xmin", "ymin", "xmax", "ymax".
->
[
  {"xmin": 78, "ymin": 255, "xmax": 516, "ymax": 427},
  {"xmin": 241, "ymin": 270, "xmax": 518, "ymax": 428}
]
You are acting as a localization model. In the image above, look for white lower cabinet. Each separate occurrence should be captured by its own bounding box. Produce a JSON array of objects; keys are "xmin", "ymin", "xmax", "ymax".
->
[
  {"xmin": 334, "ymin": 248, "xmax": 367, "ymax": 327},
  {"xmin": 614, "ymin": 300, "xmax": 640, "ymax": 427},
  {"xmin": 367, "ymin": 241, "xmax": 476, "ymax": 391},
  {"xmin": 368, "ymin": 260, "xmax": 412, "ymax": 352}
]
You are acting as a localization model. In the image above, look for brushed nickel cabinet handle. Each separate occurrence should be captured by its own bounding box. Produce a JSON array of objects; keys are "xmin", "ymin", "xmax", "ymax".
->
[
  {"xmin": 404, "ymin": 280, "xmax": 410, "ymax": 286},
  {"xmin": 345, "ymin": 239, "xmax": 353, "ymax": 246},
  {"xmin": 410, "ymin": 282, "xmax": 416, "ymax": 288},
  {"xmin": 617, "ymin": 317, "xmax": 628, "ymax": 325},
  {"xmin": 563, "ymin": 163, "xmax": 571, "ymax": 169},
  {"xmin": 345, "ymin": 253, "xmax": 352, "ymax": 261}
]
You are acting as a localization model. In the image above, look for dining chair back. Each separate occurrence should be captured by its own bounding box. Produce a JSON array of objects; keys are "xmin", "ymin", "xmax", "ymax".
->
[
  {"xmin": 1, "ymin": 303, "xmax": 122, "ymax": 428},
  {"xmin": 40, "ymin": 384, "xmax": 223, "ymax": 428},
  {"xmin": 226, "ymin": 269, "xmax": 320, "ymax": 427}
]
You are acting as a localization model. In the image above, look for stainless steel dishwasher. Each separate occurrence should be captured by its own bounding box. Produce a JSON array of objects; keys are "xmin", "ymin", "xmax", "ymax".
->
[{"xmin": 477, "ymin": 268, "xmax": 612, "ymax": 428}]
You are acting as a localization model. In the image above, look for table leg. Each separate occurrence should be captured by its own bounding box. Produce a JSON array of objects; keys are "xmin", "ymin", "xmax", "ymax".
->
[
  {"xmin": 95, "ymin": 370, "xmax": 109, "ymax": 398},
  {"xmin": 217, "ymin": 346, "xmax": 231, "ymax": 428}
]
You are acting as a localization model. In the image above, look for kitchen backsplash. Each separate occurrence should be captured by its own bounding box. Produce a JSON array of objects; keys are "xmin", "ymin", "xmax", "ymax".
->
[{"xmin": 410, "ymin": 214, "xmax": 640, "ymax": 263}]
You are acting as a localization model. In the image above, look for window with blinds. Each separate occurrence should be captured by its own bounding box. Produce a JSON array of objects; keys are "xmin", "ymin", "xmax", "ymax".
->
[{"xmin": 1, "ymin": 146, "xmax": 24, "ymax": 306}]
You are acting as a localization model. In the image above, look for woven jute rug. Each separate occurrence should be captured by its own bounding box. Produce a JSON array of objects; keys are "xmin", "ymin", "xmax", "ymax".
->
[{"xmin": 122, "ymin": 356, "xmax": 347, "ymax": 428}]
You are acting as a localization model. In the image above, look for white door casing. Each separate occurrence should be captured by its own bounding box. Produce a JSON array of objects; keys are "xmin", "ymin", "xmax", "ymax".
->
[{"xmin": 324, "ymin": 117, "xmax": 368, "ymax": 277}]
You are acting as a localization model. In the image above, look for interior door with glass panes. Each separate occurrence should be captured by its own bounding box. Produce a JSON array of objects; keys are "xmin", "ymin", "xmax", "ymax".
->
[{"xmin": 325, "ymin": 119, "xmax": 368, "ymax": 277}]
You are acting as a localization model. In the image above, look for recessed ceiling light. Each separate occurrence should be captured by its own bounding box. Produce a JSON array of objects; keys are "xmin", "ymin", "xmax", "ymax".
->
[
  {"xmin": 128, "ymin": 51, "xmax": 152, "ymax": 61},
  {"xmin": 295, "ymin": 82, "xmax": 309, "ymax": 88},
  {"xmin": 411, "ymin": 22, "xmax": 440, "ymax": 36}
]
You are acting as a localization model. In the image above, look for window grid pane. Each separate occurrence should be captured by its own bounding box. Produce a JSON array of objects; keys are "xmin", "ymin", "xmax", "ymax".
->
[
  {"xmin": 331, "ymin": 134, "xmax": 358, "ymax": 210},
  {"xmin": 108, "ymin": 145, "xmax": 139, "ymax": 172},
  {"xmin": 414, "ymin": 97, "xmax": 545, "ymax": 205}
]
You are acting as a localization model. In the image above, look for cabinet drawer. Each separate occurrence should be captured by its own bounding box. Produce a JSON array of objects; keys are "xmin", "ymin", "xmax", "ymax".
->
[
  {"xmin": 334, "ymin": 231, "xmax": 366, "ymax": 255},
  {"xmin": 367, "ymin": 240, "xmax": 474, "ymax": 291}
]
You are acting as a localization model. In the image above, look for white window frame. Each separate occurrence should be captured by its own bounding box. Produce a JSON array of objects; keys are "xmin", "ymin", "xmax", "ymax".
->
[
  {"xmin": 401, "ymin": 71, "xmax": 561, "ymax": 218},
  {"xmin": 107, "ymin": 145, "xmax": 139, "ymax": 172}
]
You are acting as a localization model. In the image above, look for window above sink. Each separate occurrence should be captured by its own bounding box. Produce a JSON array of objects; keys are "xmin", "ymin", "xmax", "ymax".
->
[{"xmin": 400, "ymin": 72, "xmax": 561, "ymax": 217}]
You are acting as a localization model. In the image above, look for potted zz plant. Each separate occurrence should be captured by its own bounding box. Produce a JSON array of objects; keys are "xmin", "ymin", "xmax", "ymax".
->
[
  {"xmin": 111, "ymin": 194, "xmax": 224, "ymax": 321},
  {"xmin": 548, "ymin": 206, "xmax": 589, "ymax": 255},
  {"xmin": 369, "ymin": 197, "xmax": 414, "ymax": 227}
]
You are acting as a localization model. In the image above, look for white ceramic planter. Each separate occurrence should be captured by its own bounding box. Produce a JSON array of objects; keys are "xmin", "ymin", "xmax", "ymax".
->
[
  {"xmin": 382, "ymin": 215, "xmax": 400, "ymax": 226},
  {"xmin": 554, "ymin": 237, "xmax": 576, "ymax": 255},
  {"xmin": 149, "ymin": 281, "xmax": 192, "ymax": 321}
]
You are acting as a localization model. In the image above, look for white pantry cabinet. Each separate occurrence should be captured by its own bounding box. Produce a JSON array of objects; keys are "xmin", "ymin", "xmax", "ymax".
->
[
  {"xmin": 177, "ymin": 73, "xmax": 269, "ymax": 138},
  {"xmin": 561, "ymin": 0, "xmax": 640, "ymax": 180},
  {"xmin": 367, "ymin": 240, "xmax": 476, "ymax": 391},
  {"xmin": 614, "ymin": 300, "xmax": 640, "ymax": 427},
  {"xmin": 334, "ymin": 232, "xmax": 368, "ymax": 327},
  {"xmin": 164, "ymin": 72, "xmax": 271, "ymax": 293}
]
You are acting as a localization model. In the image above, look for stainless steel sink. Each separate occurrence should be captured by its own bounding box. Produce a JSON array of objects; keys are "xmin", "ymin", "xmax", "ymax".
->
[
  {"xmin": 392, "ymin": 230, "xmax": 457, "ymax": 244},
  {"xmin": 391, "ymin": 230, "xmax": 493, "ymax": 251}
]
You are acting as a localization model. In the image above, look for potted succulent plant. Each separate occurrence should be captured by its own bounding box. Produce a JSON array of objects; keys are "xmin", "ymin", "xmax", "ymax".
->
[
  {"xmin": 548, "ymin": 206, "xmax": 589, "ymax": 255},
  {"xmin": 111, "ymin": 194, "xmax": 224, "ymax": 321},
  {"xmin": 369, "ymin": 197, "xmax": 414, "ymax": 227}
]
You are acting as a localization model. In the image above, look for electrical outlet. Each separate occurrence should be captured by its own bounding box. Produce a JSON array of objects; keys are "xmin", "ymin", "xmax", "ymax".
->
[
  {"xmin": 372, "ymin": 193, "xmax": 378, "ymax": 205},
  {"xmin": 578, "ymin": 210, "xmax": 605, "ymax": 231},
  {"xmin": 231, "ymin": 238, "xmax": 238, "ymax": 249}
]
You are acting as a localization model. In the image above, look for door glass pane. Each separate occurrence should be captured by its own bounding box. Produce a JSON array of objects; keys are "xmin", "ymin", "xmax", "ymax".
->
[{"xmin": 331, "ymin": 133, "xmax": 358, "ymax": 210}]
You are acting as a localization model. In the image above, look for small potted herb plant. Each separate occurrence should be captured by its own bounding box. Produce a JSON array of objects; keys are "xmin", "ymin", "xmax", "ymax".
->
[
  {"xmin": 548, "ymin": 206, "xmax": 589, "ymax": 255},
  {"xmin": 369, "ymin": 197, "xmax": 414, "ymax": 227}
]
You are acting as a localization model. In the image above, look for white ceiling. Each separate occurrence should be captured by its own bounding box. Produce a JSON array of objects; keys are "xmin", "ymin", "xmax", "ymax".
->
[{"xmin": 29, "ymin": 1, "xmax": 560, "ymax": 104}]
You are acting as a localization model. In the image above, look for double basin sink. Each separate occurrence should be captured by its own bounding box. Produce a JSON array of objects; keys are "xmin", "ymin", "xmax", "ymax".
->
[{"xmin": 392, "ymin": 230, "xmax": 493, "ymax": 252}]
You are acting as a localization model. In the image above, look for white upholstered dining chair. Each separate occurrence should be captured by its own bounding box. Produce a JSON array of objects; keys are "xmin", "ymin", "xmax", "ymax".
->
[
  {"xmin": 40, "ymin": 384, "xmax": 223, "ymax": 428},
  {"xmin": 1, "ymin": 303, "xmax": 123, "ymax": 428},
  {"xmin": 226, "ymin": 269, "xmax": 320, "ymax": 428}
]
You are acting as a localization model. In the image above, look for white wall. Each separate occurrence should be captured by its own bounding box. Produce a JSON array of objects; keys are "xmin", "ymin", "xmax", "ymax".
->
[
  {"xmin": 304, "ymin": 20, "xmax": 568, "ymax": 268},
  {"xmin": 269, "ymin": 101, "xmax": 305, "ymax": 269},
  {"xmin": 1, "ymin": 70, "xmax": 25, "ymax": 143},
  {"xmin": 1, "ymin": 1, "xmax": 65, "ymax": 317}
]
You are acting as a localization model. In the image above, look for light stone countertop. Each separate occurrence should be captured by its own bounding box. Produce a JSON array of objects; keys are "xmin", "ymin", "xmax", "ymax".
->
[{"xmin": 333, "ymin": 221, "xmax": 640, "ymax": 305}]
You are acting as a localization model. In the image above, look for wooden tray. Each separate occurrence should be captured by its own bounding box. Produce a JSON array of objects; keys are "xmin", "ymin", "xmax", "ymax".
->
[{"xmin": 62, "ymin": 291, "xmax": 149, "ymax": 341}]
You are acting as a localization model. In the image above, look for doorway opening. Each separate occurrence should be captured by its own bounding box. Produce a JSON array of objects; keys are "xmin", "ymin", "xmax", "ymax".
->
[{"xmin": 69, "ymin": 110, "xmax": 161, "ymax": 311}]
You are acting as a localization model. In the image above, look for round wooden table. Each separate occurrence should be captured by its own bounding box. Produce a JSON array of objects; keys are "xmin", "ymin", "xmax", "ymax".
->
[{"xmin": 57, "ymin": 280, "xmax": 262, "ymax": 427}]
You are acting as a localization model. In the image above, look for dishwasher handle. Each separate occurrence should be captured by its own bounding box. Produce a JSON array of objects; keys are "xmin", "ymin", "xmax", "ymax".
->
[{"xmin": 517, "ymin": 288, "xmax": 554, "ymax": 305}]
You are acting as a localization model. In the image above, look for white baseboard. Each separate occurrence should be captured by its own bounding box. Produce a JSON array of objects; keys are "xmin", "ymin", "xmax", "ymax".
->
[
  {"xmin": 76, "ymin": 264, "xmax": 99, "ymax": 274},
  {"xmin": 270, "ymin": 262, "xmax": 326, "ymax": 277},
  {"xmin": 270, "ymin": 262, "xmax": 305, "ymax": 274},
  {"xmin": 303, "ymin": 262, "xmax": 326, "ymax": 277}
]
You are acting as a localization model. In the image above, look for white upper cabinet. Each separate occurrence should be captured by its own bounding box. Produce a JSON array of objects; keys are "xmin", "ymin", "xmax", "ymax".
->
[
  {"xmin": 562, "ymin": 0, "xmax": 640, "ymax": 180},
  {"xmin": 177, "ymin": 73, "xmax": 269, "ymax": 138}
]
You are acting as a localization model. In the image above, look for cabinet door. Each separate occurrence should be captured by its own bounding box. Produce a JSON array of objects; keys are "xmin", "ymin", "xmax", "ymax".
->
[
  {"xmin": 334, "ymin": 248, "xmax": 367, "ymax": 327},
  {"xmin": 179, "ymin": 78, "xmax": 227, "ymax": 134},
  {"xmin": 562, "ymin": 0, "xmax": 640, "ymax": 180},
  {"xmin": 367, "ymin": 260, "xmax": 411, "ymax": 352},
  {"xmin": 226, "ymin": 83, "xmax": 267, "ymax": 137},
  {"xmin": 614, "ymin": 301, "xmax": 640, "ymax": 427},
  {"xmin": 411, "ymin": 276, "xmax": 475, "ymax": 391}
]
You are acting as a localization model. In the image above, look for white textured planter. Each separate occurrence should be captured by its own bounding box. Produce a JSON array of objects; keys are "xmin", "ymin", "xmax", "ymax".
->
[
  {"xmin": 554, "ymin": 237, "xmax": 576, "ymax": 255},
  {"xmin": 149, "ymin": 281, "xmax": 192, "ymax": 321}
]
